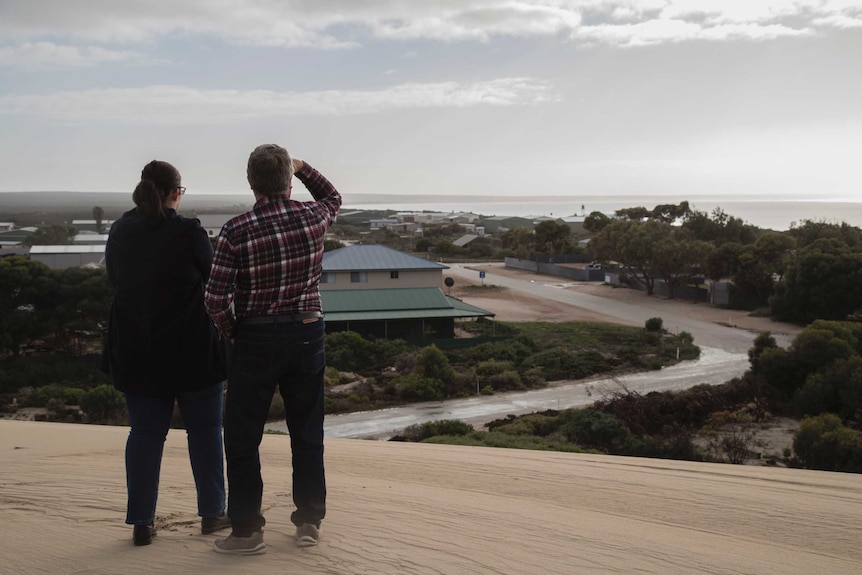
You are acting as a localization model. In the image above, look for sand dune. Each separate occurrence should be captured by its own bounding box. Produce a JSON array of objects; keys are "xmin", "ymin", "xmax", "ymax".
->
[{"xmin": 2, "ymin": 419, "xmax": 861, "ymax": 574}]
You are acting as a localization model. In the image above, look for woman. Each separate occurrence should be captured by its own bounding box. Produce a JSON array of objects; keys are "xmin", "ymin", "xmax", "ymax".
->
[{"xmin": 103, "ymin": 160, "xmax": 229, "ymax": 545}]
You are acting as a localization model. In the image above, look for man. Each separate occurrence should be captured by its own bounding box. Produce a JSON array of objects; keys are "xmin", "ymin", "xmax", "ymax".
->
[{"xmin": 205, "ymin": 144, "xmax": 341, "ymax": 555}]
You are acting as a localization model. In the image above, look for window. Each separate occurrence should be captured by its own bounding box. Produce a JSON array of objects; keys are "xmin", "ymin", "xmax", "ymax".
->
[
  {"xmin": 390, "ymin": 270, "xmax": 399, "ymax": 279},
  {"xmin": 320, "ymin": 272, "xmax": 336, "ymax": 284},
  {"xmin": 350, "ymin": 271, "xmax": 367, "ymax": 283}
]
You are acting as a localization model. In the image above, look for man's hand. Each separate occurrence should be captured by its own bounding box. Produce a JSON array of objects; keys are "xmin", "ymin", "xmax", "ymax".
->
[{"xmin": 292, "ymin": 158, "xmax": 304, "ymax": 173}]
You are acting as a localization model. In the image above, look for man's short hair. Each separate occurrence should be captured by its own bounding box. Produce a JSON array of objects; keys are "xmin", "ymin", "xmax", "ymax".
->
[{"xmin": 247, "ymin": 144, "xmax": 293, "ymax": 196}]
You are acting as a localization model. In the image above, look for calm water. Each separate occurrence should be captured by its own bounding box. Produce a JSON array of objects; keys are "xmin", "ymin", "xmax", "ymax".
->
[{"xmin": 343, "ymin": 195, "xmax": 862, "ymax": 232}]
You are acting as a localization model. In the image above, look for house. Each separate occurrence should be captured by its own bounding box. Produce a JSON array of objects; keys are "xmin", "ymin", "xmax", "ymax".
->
[
  {"xmin": 0, "ymin": 227, "xmax": 36, "ymax": 247},
  {"xmin": 73, "ymin": 232, "xmax": 109, "ymax": 245},
  {"xmin": 320, "ymin": 244, "xmax": 446, "ymax": 290},
  {"xmin": 72, "ymin": 219, "xmax": 113, "ymax": 233},
  {"xmin": 480, "ymin": 216, "xmax": 536, "ymax": 234},
  {"xmin": 196, "ymin": 214, "xmax": 237, "ymax": 239},
  {"xmin": 561, "ymin": 215, "xmax": 587, "ymax": 235},
  {"xmin": 28, "ymin": 245, "xmax": 105, "ymax": 269},
  {"xmin": 319, "ymin": 244, "xmax": 494, "ymax": 340},
  {"xmin": 452, "ymin": 234, "xmax": 479, "ymax": 248}
]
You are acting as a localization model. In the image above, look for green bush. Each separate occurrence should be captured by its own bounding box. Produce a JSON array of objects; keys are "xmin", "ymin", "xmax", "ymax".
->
[
  {"xmin": 21, "ymin": 383, "xmax": 65, "ymax": 407},
  {"xmin": 396, "ymin": 375, "xmax": 444, "ymax": 401},
  {"xmin": 561, "ymin": 408, "xmax": 631, "ymax": 452},
  {"xmin": 79, "ymin": 384, "xmax": 126, "ymax": 422},
  {"xmin": 398, "ymin": 419, "xmax": 473, "ymax": 442},
  {"xmin": 0, "ymin": 353, "xmax": 109, "ymax": 395},
  {"xmin": 520, "ymin": 367, "xmax": 546, "ymax": 388},
  {"xmin": 645, "ymin": 317, "xmax": 664, "ymax": 332},
  {"xmin": 475, "ymin": 359, "xmax": 515, "ymax": 378},
  {"xmin": 793, "ymin": 413, "xmax": 862, "ymax": 473},
  {"xmin": 521, "ymin": 349, "xmax": 580, "ymax": 380},
  {"xmin": 488, "ymin": 370, "xmax": 523, "ymax": 391},
  {"xmin": 488, "ymin": 412, "xmax": 560, "ymax": 436}
]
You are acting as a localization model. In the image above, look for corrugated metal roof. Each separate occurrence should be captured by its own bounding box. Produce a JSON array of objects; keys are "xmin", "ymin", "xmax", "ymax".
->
[
  {"xmin": 323, "ymin": 245, "xmax": 448, "ymax": 272},
  {"xmin": 29, "ymin": 245, "xmax": 106, "ymax": 254},
  {"xmin": 320, "ymin": 287, "xmax": 494, "ymax": 322}
]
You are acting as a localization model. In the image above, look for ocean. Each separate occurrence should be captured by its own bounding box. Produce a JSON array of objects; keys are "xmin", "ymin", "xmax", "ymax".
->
[
  {"xmin": 2, "ymin": 191, "xmax": 860, "ymax": 232},
  {"xmin": 338, "ymin": 194, "xmax": 862, "ymax": 232}
]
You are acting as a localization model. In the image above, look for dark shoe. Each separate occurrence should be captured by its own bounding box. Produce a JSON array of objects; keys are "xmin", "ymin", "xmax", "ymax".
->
[
  {"xmin": 133, "ymin": 524, "xmax": 156, "ymax": 546},
  {"xmin": 201, "ymin": 514, "xmax": 231, "ymax": 535},
  {"xmin": 295, "ymin": 523, "xmax": 321, "ymax": 547},
  {"xmin": 213, "ymin": 531, "xmax": 265, "ymax": 555}
]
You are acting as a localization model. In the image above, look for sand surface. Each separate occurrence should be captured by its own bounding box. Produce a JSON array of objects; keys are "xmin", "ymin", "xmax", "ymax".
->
[{"xmin": 3, "ymin": 419, "xmax": 861, "ymax": 575}]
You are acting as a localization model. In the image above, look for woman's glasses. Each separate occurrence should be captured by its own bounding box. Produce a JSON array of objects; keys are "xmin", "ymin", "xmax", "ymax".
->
[{"xmin": 178, "ymin": 186, "xmax": 187, "ymax": 195}]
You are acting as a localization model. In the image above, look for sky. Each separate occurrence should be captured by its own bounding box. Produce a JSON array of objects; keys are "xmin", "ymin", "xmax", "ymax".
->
[{"xmin": 0, "ymin": 0, "xmax": 860, "ymax": 204}]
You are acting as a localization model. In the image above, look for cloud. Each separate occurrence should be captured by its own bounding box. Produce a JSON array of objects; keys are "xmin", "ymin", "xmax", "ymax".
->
[
  {"xmin": 0, "ymin": 42, "xmax": 143, "ymax": 68},
  {"xmin": 575, "ymin": 18, "xmax": 811, "ymax": 47},
  {"xmin": 0, "ymin": 78, "xmax": 559, "ymax": 124},
  {"xmin": 0, "ymin": 0, "xmax": 855, "ymax": 50}
]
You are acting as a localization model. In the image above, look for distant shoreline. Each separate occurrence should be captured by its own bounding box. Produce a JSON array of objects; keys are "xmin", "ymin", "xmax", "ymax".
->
[{"xmin": 2, "ymin": 191, "xmax": 861, "ymax": 231}]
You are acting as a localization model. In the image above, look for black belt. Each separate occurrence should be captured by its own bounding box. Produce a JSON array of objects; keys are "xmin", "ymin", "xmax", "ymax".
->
[{"xmin": 239, "ymin": 311, "xmax": 323, "ymax": 325}]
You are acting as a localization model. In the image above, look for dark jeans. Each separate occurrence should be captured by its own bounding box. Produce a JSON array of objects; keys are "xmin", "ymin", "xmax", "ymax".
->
[
  {"xmin": 224, "ymin": 319, "xmax": 327, "ymax": 536},
  {"xmin": 124, "ymin": 382, "xmax": 226, "ymax": 525}
]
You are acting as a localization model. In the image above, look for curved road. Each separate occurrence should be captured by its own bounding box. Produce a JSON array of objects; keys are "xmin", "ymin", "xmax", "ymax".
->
[{"xmin": 267, "ymin": 264, "xmax": 793, "ymax": 439}]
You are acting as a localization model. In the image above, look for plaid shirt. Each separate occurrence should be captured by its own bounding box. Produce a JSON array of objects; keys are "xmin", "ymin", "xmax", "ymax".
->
[{"xmin": 204, "ymin": 163, "xmax": 341, "ymax": 339}]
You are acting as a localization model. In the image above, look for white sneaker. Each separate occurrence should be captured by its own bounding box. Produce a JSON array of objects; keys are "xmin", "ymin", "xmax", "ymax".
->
[
  {"xmin": 213, "ymin": 531, "xmax": 266, "ymax": 555},
  {"xmin": 295, "ymin": 523, "xmax": 321, "ymax": 547}
]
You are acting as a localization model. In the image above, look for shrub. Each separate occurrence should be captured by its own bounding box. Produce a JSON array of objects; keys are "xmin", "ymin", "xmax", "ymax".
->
[
  {"xmin": 561, "ymin": 408, "xmax": 631, "ymax": 452},
  {"xmin": 792, "ymin": 413, "xmax": 862, "ymax": 473},
  {"xmin": 325, "ymin": 331, "xmax": 377, "ymax": 374},
  {"xmin": 488, "ymin": 370, "xmax": 523, "ymax": 391},
  {"xmin": 489, "ymin": 412, "xmax": 560, "ymax": 437},
  {"xmin": 520, "ymin": 367, "xmax": 546, "ymax": 388},
  {"xmin": 521, "ymin": 349, "xmax": 579, "ymax": 380},
  {"xmin": 475, "ymin": 359, "xmax": 515, "ymax": 378},
  {"xmin": 413, "ymin": 345, "xmax": 455, "ymax": 385},
  {"xmin": 79, "ymin": 384, "xmax": 126, "ymax": 423},
  {"xmin": 645, "ymin": 317, "xmax": 664, "ymax": 332},
  {"xmin": 398, "ymin": 419, "xmax": 473, "ymax": 442},
  {"xmin": 396, "ymin": 375, "xmax": 444, "ymax": 401}
]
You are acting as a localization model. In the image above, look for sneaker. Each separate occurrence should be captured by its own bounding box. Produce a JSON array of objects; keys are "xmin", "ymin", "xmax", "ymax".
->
[
  {"xmin": 295, "ymin": 523, "xmax": 321, "ymax": 547},
  {"xmin": 201, "ymin": 514, "xmax": 231, "ymax": 535},
  {"xmin": 133, "ymin": 524, "xmax": 156, "ymax": 546},
  {"xmin": 213, "ymin": 531, "xmax": 266, "ymax": 555}
]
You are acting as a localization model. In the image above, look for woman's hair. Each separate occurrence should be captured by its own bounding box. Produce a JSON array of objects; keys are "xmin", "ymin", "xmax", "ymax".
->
[{"xmin": 133, "ymin": 160, "xmax": 181, "ymax": 217}]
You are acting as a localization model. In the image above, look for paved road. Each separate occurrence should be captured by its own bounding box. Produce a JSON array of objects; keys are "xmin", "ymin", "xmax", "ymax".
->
[{"xmin": 267, "ymin": 264, "xmax": 790, "ymax": 439}]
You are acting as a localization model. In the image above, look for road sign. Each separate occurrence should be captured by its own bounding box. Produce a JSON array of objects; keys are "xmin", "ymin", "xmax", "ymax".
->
[{"xmin": 479, "ymin": 271, "xmax": 485, "ymax": 278}]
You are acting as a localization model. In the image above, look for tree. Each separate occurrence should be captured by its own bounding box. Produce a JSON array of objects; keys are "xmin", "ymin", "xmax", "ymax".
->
[
  {"xmin": 92, "ymin": 206, "xmax": 105, "ymax": 234},
  {"xmin": 788, "ymin": 220, "xmax": 862, "ymax": 251},
  {"xmin": 754, "ymin": 232, "xmax": 795, "ymax": 280},
  {"xmin": 0, "ymin": 256, "xmax": 56, "ymax": 354},
  {"xmin": 533, "ymin": 220, "xmax": 570, "ymax": 264},
  {"xmin": 652, "ymin": 228, "xmax": 712, "ymax": 299},
  {"xmin": 583, "ymin": 211, "xmax": 611, "ymax": 233},
  {"xmin": 706, "ymin": 242, "xmax": 743, "ymax": 281},
  {"xmin": 24, "ymin": 224, "xmax": 77, "ymax": 246},
  {"xmin": 770, "ymin": 238, "xmax": 862, "ymax": 322},
  {"xmin": 650, "ymin": 201, "xmax": 690, "ymax": 224},
  {"xmin": 682, "ymin": 208, "xmax": 759, "ymax": 246},
  {"xmin": 792, "ymin": 413, "xmax": 862, "ymax": 473},
  {"xmin": 501, "ymin": 226, "xmax": 534, "ymax": 260},
  {"xmin": 590, "ymin": 220, "xmax": 668, "ymax": 296}
]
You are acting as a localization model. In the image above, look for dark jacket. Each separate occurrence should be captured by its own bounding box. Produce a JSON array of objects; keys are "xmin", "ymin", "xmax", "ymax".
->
[{"xmin": 103, "ymin": 207, "xmax": 226, "ymax": 396}]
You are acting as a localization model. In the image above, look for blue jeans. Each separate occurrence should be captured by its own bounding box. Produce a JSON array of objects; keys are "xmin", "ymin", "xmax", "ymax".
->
[
  {"xmin": 224, "ymin": 319, "xmax": 326, "ymax": 536},
  {"xmin": 124, "ymin": 382, "xmax": 226, "ymax": 525}
]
